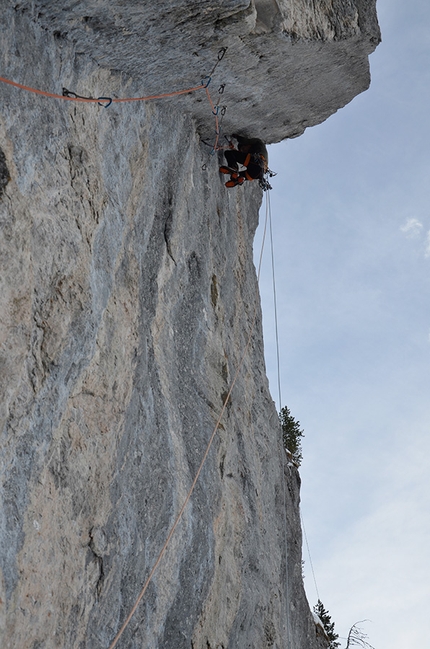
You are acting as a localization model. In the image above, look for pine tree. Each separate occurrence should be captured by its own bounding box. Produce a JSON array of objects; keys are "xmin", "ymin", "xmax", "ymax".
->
[
  {"xmin": 279, "ymin": 406, "xmax": 304, "ymax": 466},
  {"xmin": 313, "ymin": 600, "xmax": 340, "ymax": 649}
]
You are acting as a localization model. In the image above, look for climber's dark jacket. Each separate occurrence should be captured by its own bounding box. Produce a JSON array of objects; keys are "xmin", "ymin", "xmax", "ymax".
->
[{"xmin": 224, "ymin": 135, "xmax": 268, "ymax": 181}]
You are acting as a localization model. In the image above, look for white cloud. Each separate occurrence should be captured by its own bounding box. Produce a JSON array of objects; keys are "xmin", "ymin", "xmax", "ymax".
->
[
  {"xmin": 425, "ymin": 230, "xmax": 430, "ymax": 257},
  {"xmin": 400, "ymin": 217, "xmax": 423, "ymax": 238}
]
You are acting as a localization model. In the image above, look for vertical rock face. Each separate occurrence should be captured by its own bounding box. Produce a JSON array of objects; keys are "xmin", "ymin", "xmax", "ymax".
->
[{"xmin": 0, "ymin": 2, "xmax": 379, "ymax": 648}]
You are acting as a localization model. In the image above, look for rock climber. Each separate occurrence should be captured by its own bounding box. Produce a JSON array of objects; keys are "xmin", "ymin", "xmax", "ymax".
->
[{"xmin": 219, "ymin": 134, "xmax": 268, "ymax": 188}]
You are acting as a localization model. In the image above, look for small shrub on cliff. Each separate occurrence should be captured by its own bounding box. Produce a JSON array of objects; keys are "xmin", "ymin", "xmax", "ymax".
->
[
  {"xmin": 279, "ymin": 406, "xmax": 304, "ymax": 466},
  {"xmin": 313, "ymin": 600, "xmax": 340, "ymax": 649}
]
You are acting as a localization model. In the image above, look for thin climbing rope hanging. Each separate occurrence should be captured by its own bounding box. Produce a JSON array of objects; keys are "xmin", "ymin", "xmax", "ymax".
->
[
  {"xmin": 301, "ymin": 512, "xmax": 320, "ymax": 602},
  {"xmin": 268, "ymin": 188, "xmax": 283, "ymax": 411},
  {"xmin": 266, "ymin": 189, "xmax": 323, "ymax": 644},
  {"xmin": 265, "ymin": 191, "xmax": 321, "ymax": 618}
]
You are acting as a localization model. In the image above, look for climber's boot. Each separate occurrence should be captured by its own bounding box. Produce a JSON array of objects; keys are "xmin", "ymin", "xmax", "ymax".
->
[{"xmin": 225, "ymin": 176, "xmax": 245, "ymax": 188}]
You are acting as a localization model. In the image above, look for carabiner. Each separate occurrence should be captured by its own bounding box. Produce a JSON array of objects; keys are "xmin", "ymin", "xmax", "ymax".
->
[{"xmin": 98, "ymin": 96, "xmax": 113, "ymax": 108}]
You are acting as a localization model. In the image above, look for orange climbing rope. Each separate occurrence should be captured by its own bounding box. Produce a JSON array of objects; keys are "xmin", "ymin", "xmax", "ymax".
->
[
  {"xmin": 0, "ymin": 46, "xmax": 229, "ymax": 104},
  {"xmin": 0, "ymin": 48, "xmax": 228, "ymax": 152},
  {"xmin": 0, "ymin": 73, "xmax": 224, "ymax": 150},
  {"xmin": 0, "ymin": 74, "xmax": 99, "ymax": 102},
  {"xmin": 0, "ymin": 74, "xmax": 210, "ymax": 105}
]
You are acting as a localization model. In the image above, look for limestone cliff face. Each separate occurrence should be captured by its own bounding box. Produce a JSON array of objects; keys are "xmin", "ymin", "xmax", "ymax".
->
[{"xmin": 0, "ymin": 2, "xmax": 379, "ymax": 648}]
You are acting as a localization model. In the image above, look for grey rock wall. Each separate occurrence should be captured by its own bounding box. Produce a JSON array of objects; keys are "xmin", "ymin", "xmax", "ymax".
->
[{"xmin": 0, "ymin": 2, "xmax": 379, "ymax": 648}]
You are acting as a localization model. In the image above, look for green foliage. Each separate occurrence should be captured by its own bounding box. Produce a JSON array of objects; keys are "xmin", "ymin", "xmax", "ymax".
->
[
  {"xmin": 313, "ymin": 600, "xmax": 340, "ymax": 649},
  {"xmin": 279, "ymin": 406, "xmax": 304, "ymax": 466}
]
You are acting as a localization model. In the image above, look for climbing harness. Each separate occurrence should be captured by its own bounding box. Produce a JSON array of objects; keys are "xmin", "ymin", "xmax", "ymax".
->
[{"xmin": 219, "ymin": 157, "xmax": 276, "ymax": 191}]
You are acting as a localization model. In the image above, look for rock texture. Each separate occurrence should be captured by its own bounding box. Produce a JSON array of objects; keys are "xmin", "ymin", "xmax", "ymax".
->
[{"xmin": 0, "ymin": 2, "xmax": 379, "ymax": 648}]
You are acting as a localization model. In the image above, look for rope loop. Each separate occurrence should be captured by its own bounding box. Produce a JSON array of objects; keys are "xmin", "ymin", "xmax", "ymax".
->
[{"xmin": 201, "ymin": 75, "xmax": 211, "ymax": 88}]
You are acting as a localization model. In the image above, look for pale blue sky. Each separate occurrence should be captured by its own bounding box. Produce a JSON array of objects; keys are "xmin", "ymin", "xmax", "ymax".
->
[{"xmin": 255, "ymin": 1, "xmax": 430, "ymax": 646}]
